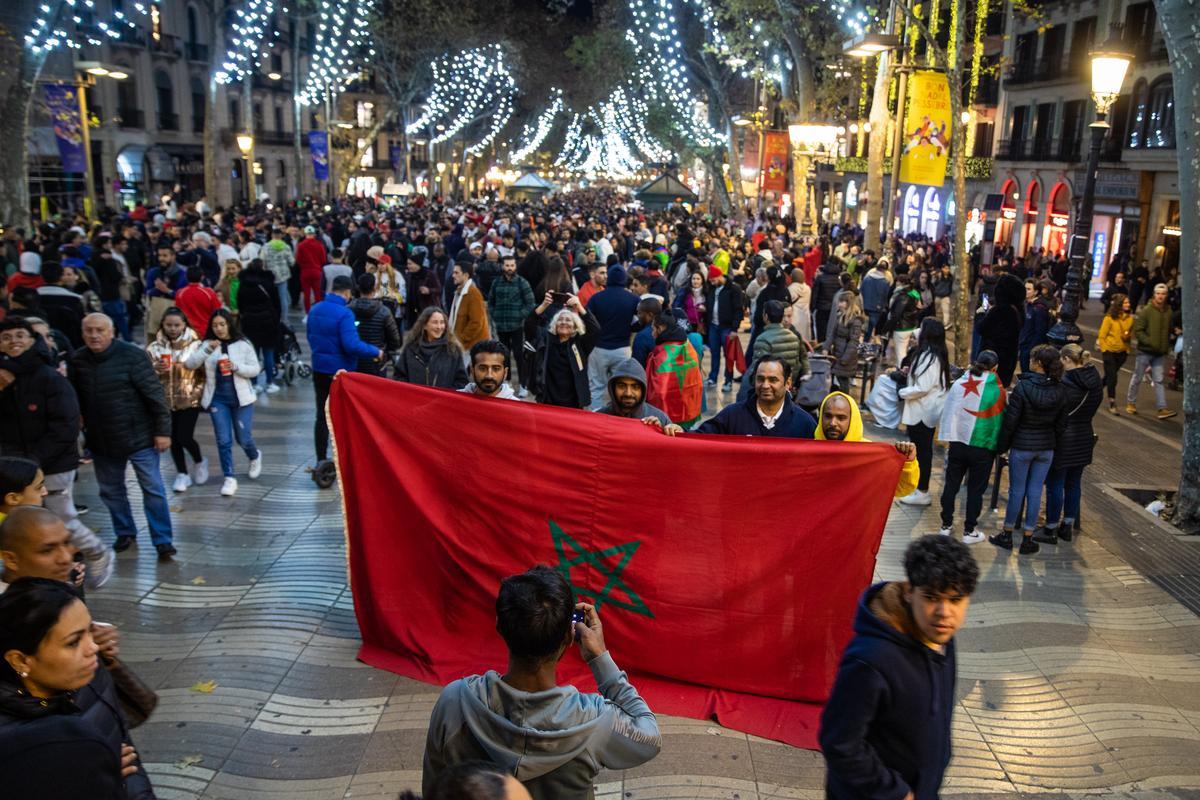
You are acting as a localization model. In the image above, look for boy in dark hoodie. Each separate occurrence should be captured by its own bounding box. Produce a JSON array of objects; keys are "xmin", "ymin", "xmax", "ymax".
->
[{"xmin": 819, "ymin": 535, "xmax": 979, "ymax": 800}]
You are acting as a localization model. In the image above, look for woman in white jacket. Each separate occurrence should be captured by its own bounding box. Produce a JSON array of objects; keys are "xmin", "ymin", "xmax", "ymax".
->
[
  {"xmin": 184, "ymin": 309, "xmax": 262, "ymax": 497},
  {"xmin": 897, "ymin": 318, "xmax": 951, "ymax": 506}
]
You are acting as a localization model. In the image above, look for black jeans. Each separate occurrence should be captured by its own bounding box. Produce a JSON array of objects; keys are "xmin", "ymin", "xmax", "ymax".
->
[
  {"xmin": 170, "ymin": 408, "xmax": 203, "ymax": 473},
  {"xmin": 497, "ymin": 329, "xmax": 528, "ymax": 388},
  {"xmin": 1101, "ymin": 350, "xmax": 1127, "ymax": 400},
  {"xmin": 940, "ymin": 442, "xmax": 995, "ymax": 531},
  {"xmin": 314, "ymin": 371, "xmax": 334, "ymax": 461},
  {"xmin": 907, "ymin": 421, "xmax": 937, "ymax": 492}
]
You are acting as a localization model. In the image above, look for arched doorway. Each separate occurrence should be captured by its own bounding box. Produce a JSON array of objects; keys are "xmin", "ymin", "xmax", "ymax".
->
[
  {"xmin": 1019, "ymin": 179, "xmax": 1040, "ymax": 256},
  {"xmin": 996, "ymin": 179, "xmax": 1017, "ymax": 247},
  {"xmin": 1042, "ymin": 182, "xmax": 1070, "ymax": 256},
  {"xmin": 902, "ymin": 185, "xmax": 921, "ymax": 234},
  {"xmin": 921, "ymin": 187, "xmax": 942, "ymax": 239}
]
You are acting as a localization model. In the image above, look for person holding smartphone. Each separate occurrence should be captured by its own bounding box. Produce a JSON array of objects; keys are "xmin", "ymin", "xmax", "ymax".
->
[{"xmin": 184, "ymin": 309, "xmax": 262, "ymax": 497}]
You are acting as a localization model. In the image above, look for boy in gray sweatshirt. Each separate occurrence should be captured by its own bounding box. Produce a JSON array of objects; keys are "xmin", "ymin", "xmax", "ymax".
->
[{"xmin": 422, "ymin": 565, "xmax": 661, "ymax": 800}]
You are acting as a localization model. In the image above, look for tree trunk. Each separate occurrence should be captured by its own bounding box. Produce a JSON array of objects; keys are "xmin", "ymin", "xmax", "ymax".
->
[
  {"xmin": 948, "ymin": 5, "xmax": 971, "ymax": 358},
  {"xmin": 203, "ymin": 1, "xmax": 226, "ymax": 204},
  {"xmin": 706, "ymin": 153, "xmax": 733, "ymax": 214},
  {"xmin": 1154, "ymin": 0, "xmax": 1199, "ymax": 531},
  {"xmin": 0, "ymin": 0, "xmax": 54, "ymax": 229},
  {"xmin": 291, "ymin": 23, "xmax": 304, "ymax": 200},
  {"xmin": 865, "ymin": 54, "xmax": 891, "ymax": 249}
]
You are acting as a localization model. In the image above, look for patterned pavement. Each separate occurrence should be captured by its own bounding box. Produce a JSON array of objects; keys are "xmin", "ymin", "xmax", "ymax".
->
[{"xmin": 75, "ymin": 311, "xmax": 1200, "ymax": 800}]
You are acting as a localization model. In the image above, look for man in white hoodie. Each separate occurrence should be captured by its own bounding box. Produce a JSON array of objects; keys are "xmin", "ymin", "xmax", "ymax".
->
[
  {"xmin": 422, "ymin": 565, "xmax": 661, "ymax": 799},
  {"xmin": 458, "ymin": 340, "xmax": 518, "ymax": 400}
]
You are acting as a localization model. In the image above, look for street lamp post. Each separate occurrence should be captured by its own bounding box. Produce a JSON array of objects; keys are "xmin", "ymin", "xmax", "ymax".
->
[
  {"xmin": 236, "ymin": 132, "xmax": 255, "ymax": 205},
  {"xmin": 788, "ymin": 123, "xmax": 841, "ymax": 236},
  {"xmin": 70, "ymin": 62, "xmax": 128, "ymax": 220},
  {"xmin": 1047, "ymin": 28, "xmax": 1133, "ymax": 347}
]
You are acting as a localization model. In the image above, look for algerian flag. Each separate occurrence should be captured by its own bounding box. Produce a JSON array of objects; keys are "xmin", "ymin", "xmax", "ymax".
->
[{"xmin": 938, "ymin": 370, "xmax": 1006, "ymax": 450}]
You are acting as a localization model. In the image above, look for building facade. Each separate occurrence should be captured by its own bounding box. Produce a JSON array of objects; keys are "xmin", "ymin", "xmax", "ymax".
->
[{"xmin": 991, "ymin": 0, "xmax": 1177, "ymax": 291}]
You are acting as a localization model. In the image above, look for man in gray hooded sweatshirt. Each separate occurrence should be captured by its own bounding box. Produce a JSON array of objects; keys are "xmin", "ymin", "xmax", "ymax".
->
[
  {"xmin": 596, "ymin": 357, "xmax": 680, "ymax": 435},
  {"xmin": 422, "ymin": 565, "xmax": 661, "ymax": 800}
]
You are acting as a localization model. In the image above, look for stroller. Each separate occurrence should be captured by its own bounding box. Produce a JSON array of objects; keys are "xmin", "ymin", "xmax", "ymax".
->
[{"xmin": 277, "ymin": 321, "xmax": 313, "ymax": 386}]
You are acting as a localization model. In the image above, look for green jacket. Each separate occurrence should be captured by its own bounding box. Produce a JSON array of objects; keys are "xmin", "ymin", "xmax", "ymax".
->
[
  {"xmin": 752, "ymin": 322, "xmax": 808, "ymax": 378},
  {"xmin": 1132, "ymin": 302, "xmax": 1172, "ymax": 355},
  {"xmin": 487, "ymin": 274, "xmax": 535, "ymax": 334}
]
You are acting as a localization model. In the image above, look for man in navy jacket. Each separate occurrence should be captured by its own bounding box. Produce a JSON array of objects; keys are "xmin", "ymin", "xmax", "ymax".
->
[
  {"xmin": 695, "ymin": 357, "xmax": 815, "ymax": 438},
  {"xmin": 819, "ymin": 535, "xmax": 979, "ymax": 800},
  {"xmin": 305, "ymin": 275, "xmax": 381, "ymax": 465}
]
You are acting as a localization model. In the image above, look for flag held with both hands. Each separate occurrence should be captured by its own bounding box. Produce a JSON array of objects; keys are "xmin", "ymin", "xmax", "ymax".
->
[{"xmin": 329, "ymin": 375, "xmax": 904, "ymax": 749}]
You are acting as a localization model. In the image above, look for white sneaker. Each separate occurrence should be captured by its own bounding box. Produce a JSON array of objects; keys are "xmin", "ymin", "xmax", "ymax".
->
[
  {"xmin": 220, "ymin": 477, "xmax": 238, "ymax": 496},
  {"xmin": 248, "ymin": 455, "xmax": 263, "ymax": 480},
  {"xmin": 173, "ymin": 473, "xmax": 192, "ymax": 493},
  {"xmin": 962, "ymin": 530, "xmax": 986, "ymax": 545},
  {"xmin": 899, "ymin": 490, "xmax": 932, "ymax": 506},
  {"xmin": 265, "ymin": 383, "xmax": 281, "ymax": 394},
  {"xmin": 191, "ymin": 457, "xmax": 210, "ymax": 486},
  {"xmin": 253, "ymin": 384, "xmax": 264, "ymax": 395},
  {"xmin": 937, "ymin": 526, "xmax": 952, "ymax": 537}
]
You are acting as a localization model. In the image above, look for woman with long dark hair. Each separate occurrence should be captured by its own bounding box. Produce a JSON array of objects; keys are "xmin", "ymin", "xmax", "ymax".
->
[
  {"xmin": 991, "ymin": 343, "xmax": 1068, "ymax": 555},
  {"xmin": 1034, "ymin": 343, "xmax": 1103, "ymax": 545},
  {"xmin": 897, "ymin": 318, "xmax": 951, "ymax": 506},
  {"xmin": 0, "ymin": 577, "xmax": 154, "ymax": 798},
  {"xmin": 1096, "ymin": 293, "xmax": 1132, "ymax": 414},
  {"xmin": 184, "ymin": 309, "xmax": 262, "ymax": 497},
  {"xmin": 235, "ymin": 258, "xmax": 282, "ymax": 394},
  {"xmin": 395, "ymin": 307, "xmax": 468, "ymax": 389}
]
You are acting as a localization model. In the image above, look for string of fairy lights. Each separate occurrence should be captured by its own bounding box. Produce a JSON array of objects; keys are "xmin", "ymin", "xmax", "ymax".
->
[{"xmin": 24, "ymin": 0, "xmax": 877, "ymax": 177}]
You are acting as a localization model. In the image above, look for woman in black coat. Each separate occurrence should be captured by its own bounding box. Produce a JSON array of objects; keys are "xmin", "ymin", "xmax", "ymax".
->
[
  {"xmin": 394, "ymin": 307, "xmax": 468, "ymax": 389},
  {"xmin": 977, "ymin": 273, "xmax": 1025, "ymax": 386},
  {"xmin": 990, "ymin": 343, "xmax": 1068, "ymax": 555},
  {"xmin": 235, "ymin": 258, "xmax": 282, "ymax": 388},
  {"xmin": 534, "ymin": 296, "xmax": 600, "ymax": 408},
  {"xmin": 0, "ymin": 578, "xmax": 154, "ymax": 799},
  {"xmin": 1034, "ymin": 344, "xmax": 1103, "ymax": 545}
]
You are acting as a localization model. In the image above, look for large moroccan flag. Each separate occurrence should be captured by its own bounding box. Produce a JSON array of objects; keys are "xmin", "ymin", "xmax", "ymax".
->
[{"xmin": 329, "ymin": 375, "xmax": 903, "ymax": 749}]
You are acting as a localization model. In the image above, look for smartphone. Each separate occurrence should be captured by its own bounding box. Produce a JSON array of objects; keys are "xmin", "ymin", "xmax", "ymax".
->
[
  {"xmin": 572, "ymin": 609, "xmax": 586, "ymax": 641},
  {"xmin": 551, "ymin": 292, "xmax": 572, "ymax": 304}
]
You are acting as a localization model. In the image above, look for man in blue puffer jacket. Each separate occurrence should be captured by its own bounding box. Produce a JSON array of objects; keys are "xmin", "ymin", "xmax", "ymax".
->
[{"xmin": 305, "ymin": 275, "xmax": 381, "ymax": 465}]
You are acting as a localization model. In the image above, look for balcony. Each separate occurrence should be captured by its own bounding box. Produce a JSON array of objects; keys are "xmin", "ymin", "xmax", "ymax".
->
[
  {"xmin": 117, "ymin": 108, "xmax": 144, "ymax": 129},
  {"xmin": 1005, "ymin": 56, "xmax": 1068, "ymax": 86},
  {"xmin": 186, "ymin": 42, "xmax": 209, "ymax": 62},
  {"xmin": 150, "ymin": 33, "xmax": 182, "ymax": 58},
  {"xmin": 192, "ymin": 115, "xmax": 205, "ymax": 134},
  {"xmin": 996, "ymin": 138, "xmax": 1083, "ymax": 162},
  {"xmin": 252, "ymin": 73, "xmax": 293, "ymax": 93},
  {"xmin": 158, "ymin": 111, "xmax": 179, "ymax": 131},
  {"xmin": 112, "ymin": 29, "xmax": 147, "ymax": 49},
  {"xmin": 256, "ymin": 129, "xmax": 295, "ymax": 146}
]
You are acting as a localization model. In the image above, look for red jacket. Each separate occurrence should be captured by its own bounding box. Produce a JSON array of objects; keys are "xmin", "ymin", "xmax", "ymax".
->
[
  {"xmin": 803, "ymin": 247, "xmax": 823, "ymax": 286},
  {"xmin": 6, "ymin": 272, "xmax": 44, "ymax": 294},
  {"xmin": 295, "ymin": 236, "xmax": 328, "ymax": 276},
  {"xmin": 175, "ymin": 284, "xmax": 223, "ymax": 335}
]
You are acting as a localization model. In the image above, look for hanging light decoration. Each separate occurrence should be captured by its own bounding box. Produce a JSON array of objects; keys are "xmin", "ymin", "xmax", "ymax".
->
[
  {"xmin": 297, "ymin": 0, "xmax": 377, "ymax": 102},
  {"xmin": 25, "ymin": 0, "xmax": 162, "ymax": 53}
]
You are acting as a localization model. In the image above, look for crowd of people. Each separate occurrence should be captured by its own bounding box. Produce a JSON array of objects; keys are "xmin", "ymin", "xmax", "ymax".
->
[{"xmin": 0, "ymin": 185, "xmax": 1187, "ymax": 799}]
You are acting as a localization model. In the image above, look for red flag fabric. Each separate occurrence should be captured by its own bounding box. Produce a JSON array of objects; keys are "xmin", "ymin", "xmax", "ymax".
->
[
  {"xmin": 723, "ymin": 333, "xmax": 747, "ymax": 376},
  {"xmin": 330, "ymin": 375, "xmax": 903, "ymax": 749},
  {"xmin": 645, "ymin": 340, "xmax": 703, "ymax": 426}
]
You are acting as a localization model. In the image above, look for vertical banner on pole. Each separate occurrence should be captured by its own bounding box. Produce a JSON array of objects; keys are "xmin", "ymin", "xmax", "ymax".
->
[
  {"xmin": 898, "ymin": 70, "xmax": 951, "ymax": 187},
  {"xmin": 308, "ymin": 131, "xmax": 330, "ymax": 181},
  {"xmin": 388, "ymin": 142, "xmax": 402, "ymax": 178},
  {"xmin": 761, "ymin": 131, "xmax": 790, "ymax": 194},
  {"xmin": 43, "ymin": 85, "xmax": 88, "ymax": 173}
]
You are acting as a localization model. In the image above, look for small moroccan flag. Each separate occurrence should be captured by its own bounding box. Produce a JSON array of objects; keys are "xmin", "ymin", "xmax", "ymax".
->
[
  {"xmin": 938, "ymin": 369, "xmax": 1006, "ymax": 449},
  {"xmin": 645, "ymin": 337, "xmax": 703, "ymax": 426}
]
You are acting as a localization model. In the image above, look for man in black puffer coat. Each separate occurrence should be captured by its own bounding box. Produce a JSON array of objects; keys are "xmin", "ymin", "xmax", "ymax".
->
[
  {"xmin": 0, "ymin": 318, "xmax": 113, "ymax": 588},
  {"xmin": 70, "ymin": 313, "xmax": 175, "ymax": 559},
  {"xmin": 349, "ymin": 274, "xmax": 401, "ymax": 376},
  {"xmin": 810, "ymin": 260, "xmax": 845, "ymax": 345}
]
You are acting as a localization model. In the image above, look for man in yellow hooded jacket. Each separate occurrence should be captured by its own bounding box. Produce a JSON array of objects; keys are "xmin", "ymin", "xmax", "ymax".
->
[{"xmin": 816, "ymin": 391, "xmax": 920, "ymax": 498}]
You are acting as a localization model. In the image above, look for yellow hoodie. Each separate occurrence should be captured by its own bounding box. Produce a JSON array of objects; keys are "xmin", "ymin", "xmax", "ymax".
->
[{"xmin": 815, "ymin": 391, "xmax": 920, "ymax": 498}]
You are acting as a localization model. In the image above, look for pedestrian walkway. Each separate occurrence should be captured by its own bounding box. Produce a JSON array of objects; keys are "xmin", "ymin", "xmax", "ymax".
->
[{"xmin": 77, "ymin": 329, "xmax": 1200, "ymax": 800}]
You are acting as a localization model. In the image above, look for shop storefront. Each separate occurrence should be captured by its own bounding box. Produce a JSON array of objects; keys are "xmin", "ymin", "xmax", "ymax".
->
[{"xmin": 1041, "ymin": 181, "xmax": 1071, "ymax": 257}]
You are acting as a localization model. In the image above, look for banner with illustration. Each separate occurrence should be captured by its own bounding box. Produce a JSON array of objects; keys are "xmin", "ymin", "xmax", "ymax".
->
[
  {"xmin": 43, "ymin": 85, "xmax": 88, "ymax": 174},
  {"xmin": 762, "ymin": 130, "xmax": 790, "ymax": 193},
  {"xmin": 308, "ymin": 131, "xmax": 330, "ymax": 181},
  {"xmin": 898, "ymin": 70, "xmax": 951, "ymax": 187}
]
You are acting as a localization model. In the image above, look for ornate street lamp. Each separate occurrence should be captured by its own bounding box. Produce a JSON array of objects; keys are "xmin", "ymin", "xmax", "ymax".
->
[
  {"xmin": 236, "ymin": 132, "xmax": 255, "ymax": 204},
  {"xmin": 788, "ymin": 123, "xmax": 841, "ymax": 235},
  {"xmin": 1047, "ymin": 27, "xmax": 1134, "ymax": 347}
]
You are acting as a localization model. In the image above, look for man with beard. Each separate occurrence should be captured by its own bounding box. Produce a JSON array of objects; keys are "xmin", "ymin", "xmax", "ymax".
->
[
  {"xmin": 815, "ymin": 391, "xmax": 920, "ymax": 497},
  {"xmin": 597, "ymin": 357, "xmax": 680, "ymax": 434},
  {"xmin": 695, "ymin": 357, "xmax": 816, "ymax": 438},
  {"xmin": 458, "ymin": 340, "xmax": 517, "ymax": 399}
]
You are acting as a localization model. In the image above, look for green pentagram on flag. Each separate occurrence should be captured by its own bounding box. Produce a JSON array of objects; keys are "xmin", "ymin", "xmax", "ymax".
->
[
  {"xmin": 550, "ymin": 519, "xmax": 654, "ymax": 618},
  {"xmin": 655, "ymin": 342, "xmax": 697, "ymax": 390}
]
